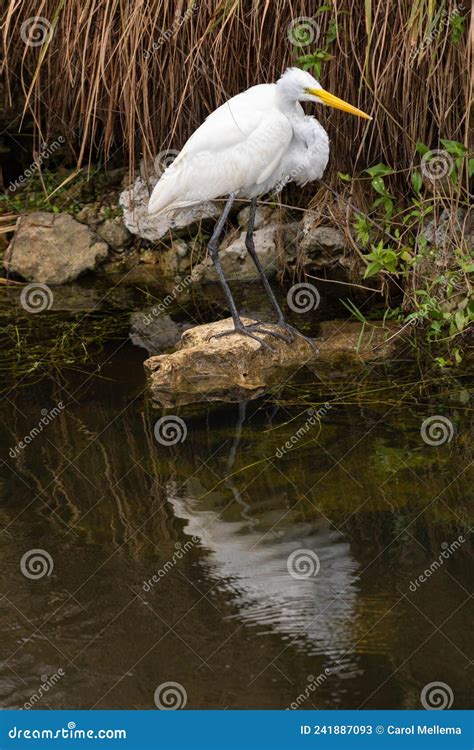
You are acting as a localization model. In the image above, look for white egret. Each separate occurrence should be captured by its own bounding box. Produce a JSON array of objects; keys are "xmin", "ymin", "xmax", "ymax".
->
[{"xmin": 149, "ymin": 67, "xmax": 371, "ymax": 348}]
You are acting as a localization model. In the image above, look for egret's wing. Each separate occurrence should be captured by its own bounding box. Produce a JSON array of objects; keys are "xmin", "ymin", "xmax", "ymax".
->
[{"xmin": 149, "ymin": 85, "xmax": 293, "ymax": 213}]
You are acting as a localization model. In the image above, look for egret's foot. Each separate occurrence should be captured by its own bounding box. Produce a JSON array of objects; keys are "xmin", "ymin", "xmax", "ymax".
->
[
  {"xmin": 244, "ymin": 321, "xmax": 291, "ymax": 344},
  {"xmin": 276, "ymin": 319, "xmax": 319, "ymax": 353},
  {"xmin": 210, "ymin": 323, "xmax": 276, "ymax": 352}
]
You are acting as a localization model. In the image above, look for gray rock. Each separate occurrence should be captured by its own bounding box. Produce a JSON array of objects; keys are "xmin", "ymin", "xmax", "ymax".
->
[
  {"xmin": 191, "ymin": 223, "xmax": 287, "ymax": 283},
  {"xmin": 297, "ymin": 217, "xmax": 346, "ymax": 268},
  {"xmin": 237, "ymin": 205, "xmax": 277, "ymax": 230},
  {"xmin": 423, "ymin": 208, "xmax": 472, "ymax": 247},
  {"xmin": 119, "ymin": 176, "xmax": 221, "ymax": 242},
  {"xmin": 76, "ymin": 203, "xmax": 100, "ymax": 226},
  {"xmin": 4, "ymin": 212, "xmax": 109, "ymax": 284},
  {"xmin": 130, "ymin": 311, "xmax": 193, "ymax": 355},
  {"xmin": 97, "ymin": 217, "xmax": 131, "ymax": 251}
]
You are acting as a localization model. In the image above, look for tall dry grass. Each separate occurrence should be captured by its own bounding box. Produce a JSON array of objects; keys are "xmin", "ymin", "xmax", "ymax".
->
[{"xmin": 1, "ymin": 0, "xmax": 471, "ymax": 189}]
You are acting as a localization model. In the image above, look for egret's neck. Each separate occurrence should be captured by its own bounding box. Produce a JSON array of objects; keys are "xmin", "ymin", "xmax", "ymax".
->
[
  {"xmin": 274, "ymin": 85, "xmax": 302, "ymax": 115},
  {"xmin": 291, "ymin": 114, "xmax": 327, "ymax": 147}
]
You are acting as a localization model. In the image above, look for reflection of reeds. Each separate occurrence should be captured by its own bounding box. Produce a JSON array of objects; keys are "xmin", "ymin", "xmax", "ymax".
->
[
  {"xmin": 3, "ymin": 394, "xmax": 173, "ymax": 556},
  {"xmin": 2, "ymin": 1, "xmax": 470, "ymax": 189}
]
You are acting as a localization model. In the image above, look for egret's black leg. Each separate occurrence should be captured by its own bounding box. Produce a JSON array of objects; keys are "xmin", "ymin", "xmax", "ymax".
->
[
  {"xmin": 244, "ymin": 199, "xmax": 286, "ymax": 323},
  {"xmin": 244, "ymin": 198, "xmax": 318, "ymax": 351},
  {"xmin": 208, "ymin": 192, "xmax": 240, "ymax": 324},
  {"xmin": 208, "ymin": 194, "xmax": 275, "ymax": 352}
]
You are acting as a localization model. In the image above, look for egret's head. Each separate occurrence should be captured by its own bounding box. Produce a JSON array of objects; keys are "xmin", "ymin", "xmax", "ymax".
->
[{"xmin": 277, "ymin": 67, "xmax": 372, "ymax": 120}]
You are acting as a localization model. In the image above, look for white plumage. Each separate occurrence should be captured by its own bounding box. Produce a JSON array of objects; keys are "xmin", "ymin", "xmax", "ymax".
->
[
  {"xmin": 146, "ymin": 67, "xmax": 370, "ymax": 347},
  {"xmin": 148, "ymin": 68, "xmax": 350, "ymax": 215}
]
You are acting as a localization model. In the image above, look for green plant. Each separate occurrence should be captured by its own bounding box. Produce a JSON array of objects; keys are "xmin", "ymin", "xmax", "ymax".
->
[
  {"xmin": 294, "ymin": 8, "xmax": 343, "ymax": 78},
  {"xmin": 340, "ymin": 140, "xmax": 473, "ymax": 366}
]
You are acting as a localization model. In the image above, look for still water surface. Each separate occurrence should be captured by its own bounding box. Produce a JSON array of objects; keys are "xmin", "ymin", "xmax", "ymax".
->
[{"xmin": 0, "ymin": 279, "xmax": 472, "ymax": 710}]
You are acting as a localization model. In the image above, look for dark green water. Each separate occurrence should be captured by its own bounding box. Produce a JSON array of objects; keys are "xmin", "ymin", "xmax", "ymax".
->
[{"xmin": 0, "ymin": 278, "xmax": 472, "ymax": 710}]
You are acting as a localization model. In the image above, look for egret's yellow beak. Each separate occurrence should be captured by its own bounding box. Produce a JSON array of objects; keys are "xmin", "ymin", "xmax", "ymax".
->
[{"xmin": 307, "ymin": 88, "xmax": 372, "ymax": 120}]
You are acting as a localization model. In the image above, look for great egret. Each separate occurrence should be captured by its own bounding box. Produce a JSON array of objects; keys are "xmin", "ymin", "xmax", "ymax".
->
[{"xmin": 149, "ymin": 67, "xmax": 371, "ymax": 348}]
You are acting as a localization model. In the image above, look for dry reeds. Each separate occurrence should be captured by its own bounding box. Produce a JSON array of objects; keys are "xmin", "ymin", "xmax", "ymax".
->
[{"xmin": 1, "ymin": 0, "xmax": 471, "ymax": 190}]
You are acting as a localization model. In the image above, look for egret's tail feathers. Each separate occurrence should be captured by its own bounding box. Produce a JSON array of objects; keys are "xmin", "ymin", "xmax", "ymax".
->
[
  {"xmin": 148, "ymin": 152, "xmax": 228, "ymax": 215},
  {"xmin": 148, "ymin": 176, "xmax": 180, "ymax": 215}
]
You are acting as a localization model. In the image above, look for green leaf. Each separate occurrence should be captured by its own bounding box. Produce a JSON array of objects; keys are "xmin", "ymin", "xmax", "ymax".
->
[
  {"xmin": 455, "ymin": 310, "xmax": 465, "ymax": 332},
  {"xmin": 364, "ymin": 262, "xmax": 382, "ymax": 278},
  {"xmin": 415, "ymin": 142, "xmax": 430, "ymax": 156},
  {"xmin": 365, "ymin": 163, "xmax": 394, "ymax": 177},
  {"xmin": 315, "ymin": 5, "xmax": 333, "ymax": 15},
  {"xmin": 371, "ymin": 176, "xmax": 390, "ymax": 196},
  {"xmin": 354, "ymin": 214, "xmax": 370, "ymax": 245},
  {"xmin": 411, "ymin": 170, "xmax": 422, "ymax": 194},
  {"xmin": 338, "ymin": 172, "xmax": 351, "ymax": 182},
  {"xmin": 453, "ymin": 348, "xmax": 463, "ymax": 365},
  {"xmin": 450, "ymin": 11, "xmax": 466, "ymax": 44},
  {"xmin": 440, "ymin": 139, "xmax": 467, "ymax": 157}
]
